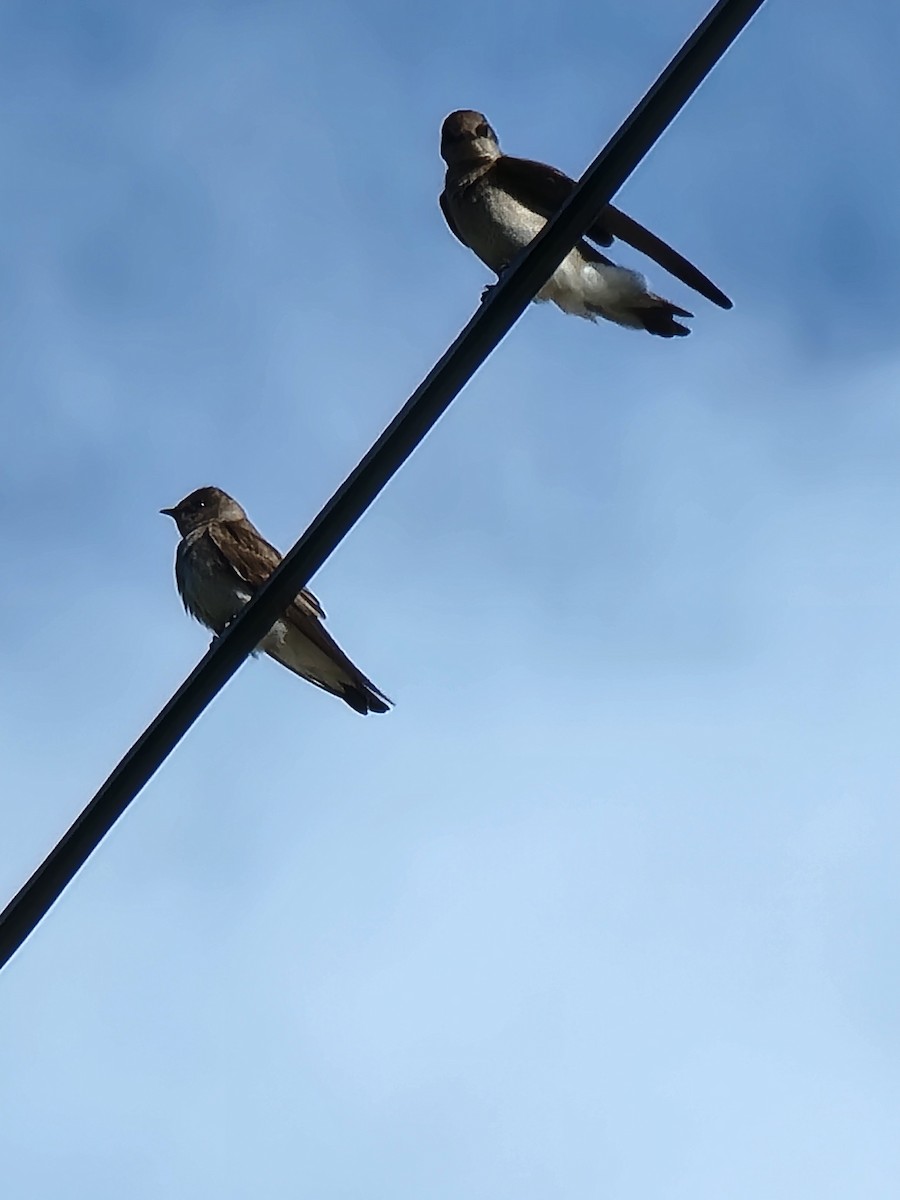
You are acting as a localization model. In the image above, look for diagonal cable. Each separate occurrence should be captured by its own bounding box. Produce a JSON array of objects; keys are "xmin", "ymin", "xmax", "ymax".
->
[{"xmin": 0, "ymin": 0, "xmax": 767, "ymax": 972}]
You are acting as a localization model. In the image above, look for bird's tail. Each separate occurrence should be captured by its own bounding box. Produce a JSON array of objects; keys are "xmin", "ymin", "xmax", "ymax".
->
[
  {"xmin": 622, "ymin": 294, "xmax": 693, "ymax": 338},
  {"xmin": 333, "ymin": 673, "xmax": 392, "ymax": 716},
  {"xmin": 264, "ymin": 624, "xmax": 392, "ymax": 716},
  {"xmin": 571, "ymin": 260, "xmax": 693, "ymax": 336}
]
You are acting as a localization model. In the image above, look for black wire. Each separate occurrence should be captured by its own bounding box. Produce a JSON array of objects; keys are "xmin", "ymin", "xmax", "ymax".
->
[{"xmin": 0, "ymin": 0, "xmax": 767, "ymax": 972}]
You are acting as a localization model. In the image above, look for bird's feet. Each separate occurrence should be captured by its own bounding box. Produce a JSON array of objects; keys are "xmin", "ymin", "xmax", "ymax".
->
[
  {"xmin": 480, "ymin": 249, "xmax": 545, "ymax": 305},
  {"xmin": 480, "ymin": 262, "xmax": 515, "ymax": 305}
]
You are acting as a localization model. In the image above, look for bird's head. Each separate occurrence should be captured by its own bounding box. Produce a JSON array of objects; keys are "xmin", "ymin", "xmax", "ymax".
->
[
  {"xmin": 160, "ymin": 486, "xmax": 245, "ymax": 535},
  {"xmin": 440, "ymin": 109, "xmax": 501, "ymax": 167}
]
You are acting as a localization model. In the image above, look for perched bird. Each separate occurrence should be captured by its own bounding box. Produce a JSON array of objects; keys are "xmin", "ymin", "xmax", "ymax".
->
[
  {"xmin": 161, "ymin": 487, "xmax": 391, "ymax": 715},
  {"xmin": 439, "ymin": 109, "xmax": 731, "ymax": 337}
]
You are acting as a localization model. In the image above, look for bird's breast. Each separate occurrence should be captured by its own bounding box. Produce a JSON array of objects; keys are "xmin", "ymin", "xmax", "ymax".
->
[
  {"xmin": 449, "ymin": 176, "xmax": 548, "ymax": 270},
  {"xmin": 175, "ymin": 532, "xmax": 252, "ymax": 633}
]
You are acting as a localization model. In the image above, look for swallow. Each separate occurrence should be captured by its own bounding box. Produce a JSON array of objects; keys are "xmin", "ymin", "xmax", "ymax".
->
[
  {"xmin": 161, "ymin": 487, "xmax": 391, "ymax": 715},
  {"xmin": 439, "ymin": 109, "xmax": 731, "ymax": 337}
]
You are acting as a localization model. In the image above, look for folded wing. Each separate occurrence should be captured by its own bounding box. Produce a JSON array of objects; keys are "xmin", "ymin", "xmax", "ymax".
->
[{"xmin": 489, "ymin": 155, "xmax": 731, "ymax": 309}]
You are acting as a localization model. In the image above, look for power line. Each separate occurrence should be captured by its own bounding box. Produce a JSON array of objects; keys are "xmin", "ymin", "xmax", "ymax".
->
[{"xmin": 0, "ymin": 0, "xmax": 767, "ymax": 973}]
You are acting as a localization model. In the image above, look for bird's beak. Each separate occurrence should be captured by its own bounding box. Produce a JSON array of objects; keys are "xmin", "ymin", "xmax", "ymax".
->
[{"xmin": 160, "ymin": 507, "xmax": 177, "ymax": 518}]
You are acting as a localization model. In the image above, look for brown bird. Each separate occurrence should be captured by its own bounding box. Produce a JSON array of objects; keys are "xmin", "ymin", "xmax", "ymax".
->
[
  {"xmin": 439, "ymin": 108, "xmax": 731, "ymax": 337},
  {"xmin": 161, "ymin": 487, "xmax": 391, "ymax": 715}
]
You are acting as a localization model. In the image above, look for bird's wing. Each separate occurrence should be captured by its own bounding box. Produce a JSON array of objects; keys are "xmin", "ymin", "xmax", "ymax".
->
[
  {"xmin": 276, "ymin": 595, "xmax": 390, "ymax": 709},
  {"xmin": 494, "ymin": 155, "xmax": 731, "ymax": 308},
  {"xmin": 206, "ymin": 521, "xmax": 388, "ymax": 712},
  {"xmin": 439, "ymin": 188, "xmax": 468, "ymax": 246},
  {"xmin": 489, "ymin": 155, "xmax": 615, "ymax": 246},
  {"xmin": 206, "ymin": 521, "xmax": 327, "ymax": 619},
  {"xmin": 207, "ymin": 521, "xmax": 372, "ymax": 682},
  {"xmin": 601, "ymin": 204, "xmax": 732, "ymax": 309}
]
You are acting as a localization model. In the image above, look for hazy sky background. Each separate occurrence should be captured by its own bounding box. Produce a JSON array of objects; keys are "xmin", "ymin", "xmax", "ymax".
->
[{"xmin": 1, "ymin": 1, "xmax": 899, "ymax": 1196}]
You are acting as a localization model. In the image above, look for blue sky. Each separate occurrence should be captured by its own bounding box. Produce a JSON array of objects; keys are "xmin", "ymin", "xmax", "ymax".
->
[{"xmin": 1, "ymin": 0, "xmax": 899, "ymax": 1195}]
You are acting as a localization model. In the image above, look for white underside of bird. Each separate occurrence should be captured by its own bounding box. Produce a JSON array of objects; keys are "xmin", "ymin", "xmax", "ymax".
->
[{"xmin": 454, "ymin": 184, "xmax": 672, "ymax": 330}]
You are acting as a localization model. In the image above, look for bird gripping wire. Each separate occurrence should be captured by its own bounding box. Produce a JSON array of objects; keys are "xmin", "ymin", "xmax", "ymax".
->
[{"xmin": 0, "ymin": 0, "xmax": 767, "ymax": 972}]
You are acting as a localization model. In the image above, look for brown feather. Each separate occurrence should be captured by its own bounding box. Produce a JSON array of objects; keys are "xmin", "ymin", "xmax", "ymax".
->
[
  {"xmin": 484, "ymin": 156, "xmax": 731, "ymax": 308},
  {"xmin": 206, "ymin": 520, "xmax": 389, "ymax": 713},
  {"xmin": 488, "ymin": 155, "xmax": 615, "ymax": 246},
  {"xmin": 439, "ymin": 189, "xmax": 467, "ymax": 247},
  {"xmin": 206, "ymin": 521, "xmax": 326, "ymax": 619},
  {"xmin": 601, "ymin": 205, "xmax": 732, "ymax": 309}
]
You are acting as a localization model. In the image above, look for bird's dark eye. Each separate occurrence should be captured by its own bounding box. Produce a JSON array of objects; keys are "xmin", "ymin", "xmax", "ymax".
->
[
  {"xmin": 196, "ymin": 499, "xmax": 207, "ymax": 509},
  {"xmin": 475, "ymin": 122, "xmax": 493, "ymax": 140}
]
